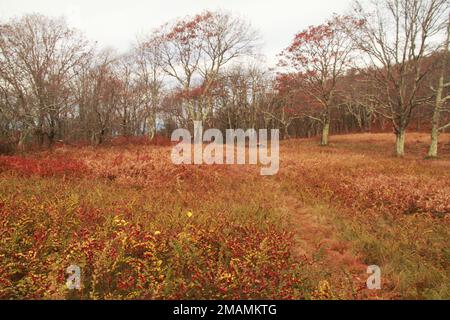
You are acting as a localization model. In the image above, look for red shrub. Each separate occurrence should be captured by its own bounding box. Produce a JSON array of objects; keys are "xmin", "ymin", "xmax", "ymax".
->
[
  {"xmin": 0, "ymin": 155, "xmax": 87, "ymax": 177},
  {"xmin": 109, "ymin": 135, "xmax": 172, "ymax": 147},
  {"xmin": 337, "ymin": 175, "xmax": 450, "ymax": 216}
]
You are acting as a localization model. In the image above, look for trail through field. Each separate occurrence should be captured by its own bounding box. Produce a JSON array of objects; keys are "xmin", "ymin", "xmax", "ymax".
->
[
  {"xmin": 3, "ymin": 134, "xmax": 447, "ymax": 299},
  {"xmin": 280, "ymin": 194, "xmax": 374, "ymax": 299},
  {"xmin": 263, "ymin": 170, "xmax": 388, "ymax": 299}
]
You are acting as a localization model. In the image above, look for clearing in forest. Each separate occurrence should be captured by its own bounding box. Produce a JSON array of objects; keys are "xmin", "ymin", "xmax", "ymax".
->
[{"xmin": 0, "ymin": 133, "xmax": 449, "ymax": 299}]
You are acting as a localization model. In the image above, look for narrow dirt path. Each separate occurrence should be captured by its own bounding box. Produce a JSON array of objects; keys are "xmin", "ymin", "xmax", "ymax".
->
[
  {"xmin": 232, "ymin": 154, "xmax": 391, "ymax": 298},
  {"xmin": 277, "ymin": 191, "xmax": 384, "ymax": 299}
]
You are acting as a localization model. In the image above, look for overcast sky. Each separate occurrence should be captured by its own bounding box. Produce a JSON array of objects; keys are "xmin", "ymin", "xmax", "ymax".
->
[{"xmin": 0, "ymin": 0, "xmax": 353, "ymax": 66}]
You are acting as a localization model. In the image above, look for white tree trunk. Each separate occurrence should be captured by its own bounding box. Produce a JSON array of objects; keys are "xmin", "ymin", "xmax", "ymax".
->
[
  {"xmin": 320, "ymin": 121, "xmax": 330, "ymax": 146},
  {"xmin": 395, "ymin": 129, "xmax": 406, "ymax": 156},
  {"xmin": 428, "ymin": 126, "xmax": 439, "ymax": 158}
]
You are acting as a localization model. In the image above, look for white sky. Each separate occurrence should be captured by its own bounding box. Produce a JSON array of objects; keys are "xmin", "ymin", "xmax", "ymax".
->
[{"xmin": 0, "ymin": 0, "xmax": 353, "ymax": 66}]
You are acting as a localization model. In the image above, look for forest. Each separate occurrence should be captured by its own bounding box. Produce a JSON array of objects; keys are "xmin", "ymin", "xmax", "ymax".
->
[{"xmin": 0, "ymin": 0, "xmax": 448, "ymax": 157}]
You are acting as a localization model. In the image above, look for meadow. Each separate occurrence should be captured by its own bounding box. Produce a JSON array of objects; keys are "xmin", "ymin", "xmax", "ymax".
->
[{"xmin": 0, "ymin": 133, "xmax": 449, "ymax": 299}]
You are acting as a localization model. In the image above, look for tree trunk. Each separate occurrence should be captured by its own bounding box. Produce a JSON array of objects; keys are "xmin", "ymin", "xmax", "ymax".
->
[
  {"xmin": 428, "ymin": 77, "xmax": 444, "ymax": 159},
  {"xmin": 427, "ymin": 17, "xmax": 449, "ymax": 158},
  {"xmin": 428, "ymin": 83, "xmax": 443, "ymax": 158},
  {"xmin": 426, "ymin": 77, "xmax": 444, "ymax": 158},
  {"xmin": 320, "ymin": 120, "xmax": 330, "ymax": 146},
  {"xmin": 428, "ymin": 126, "xmax": 439, "ymax": 158},
  {"xmin": 283, "ymin": 122, "xmax": 291, "ymax": 140},
  {"xmin": 18, "ymin": 130, "xmax": 28, "ymax": 151},
  {"xmin": 149, "ymin": 127, "xmax": 156, "ymax": 140},
  {"xmin": 147, "ymin": 113, "xmax": 156, "ymax": 140},
  {"xmin": 36, "ymin": 128, "xmax": 44, "ymax": 147},
  {"xmin": 395, "ymin": 129, "xmax": 406, "ymax": 156}
]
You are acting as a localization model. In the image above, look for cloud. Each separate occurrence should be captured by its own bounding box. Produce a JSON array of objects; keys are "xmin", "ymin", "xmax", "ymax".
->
[{"xmin": 0, "ymin": 0, "xmax": 352, "ymax": 66}]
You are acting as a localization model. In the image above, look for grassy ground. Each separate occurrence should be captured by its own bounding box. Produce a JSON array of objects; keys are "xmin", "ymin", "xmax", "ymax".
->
[{"xmin": 0, "ymin": 133, "xmax": 448, "ymax": 299}]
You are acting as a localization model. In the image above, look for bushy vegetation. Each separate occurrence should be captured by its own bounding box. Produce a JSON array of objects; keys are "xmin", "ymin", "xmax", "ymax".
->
[
  {"xmin": 0, "ymin": 133, "xmax": 448, "ymax": 299},
  {"xmin": 280, "ymin": 133, "xmax": 450, "ymax": 299},
  {"xmin": 0, "ymin": 144, "xmax": 308, "ymax": 299}
]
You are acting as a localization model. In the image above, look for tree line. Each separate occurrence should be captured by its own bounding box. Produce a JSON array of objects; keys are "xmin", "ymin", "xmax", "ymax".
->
[{"xmin": 0, "ymin": 0, "xmax": 449, "ymax": 157}]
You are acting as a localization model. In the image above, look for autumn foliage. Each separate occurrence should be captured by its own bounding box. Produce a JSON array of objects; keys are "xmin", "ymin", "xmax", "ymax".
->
[
  {"xmin": 0, "ymin": 143, "xmax": 307, "ymax": 299},
  {"xmin": 0, "ymin": 133, "xmax": 449, "ymax": 299},
  {"xmin": 0, "ymin": 155, "xmax": 87, "ymax": 177}
]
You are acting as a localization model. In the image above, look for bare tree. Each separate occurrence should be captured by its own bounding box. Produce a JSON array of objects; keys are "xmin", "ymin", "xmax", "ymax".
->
[
  {"xmin": 428, "ymin": 14, "xmax": 450, "ymax": 158},
  {"xmin": 76, "ymin": 49, "xmax": 121, "ymax": 145},
  {"xmin": 0, "ymin": 14, "xmax": 90, "ymax": 148},
  {"xmin": 149, "ymin": 10, "xmax": 259, "ymax": 124},
  {"xmin": 214, "ymin": 65, "xmax": 272, "ymax": 131},
  {"xmin": 279, "ymin": 15, "xmax": 359, "ymax": 145},
  {"xmin": 352, "ymin": 0, "xmax": 449, "ymax": 156},
  {"xmin": 134, "ymin": 37, "xmax": 165, "ymax": 139},
  {"xmin": 339, "ymin": 69, "xmax": 377, "ymax": 132}
]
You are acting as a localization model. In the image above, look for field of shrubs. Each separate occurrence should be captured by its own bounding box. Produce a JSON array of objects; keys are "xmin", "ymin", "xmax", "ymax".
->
[{"xmin": 0, "ymin": 133, "xmax": 449, "ymax": 299}]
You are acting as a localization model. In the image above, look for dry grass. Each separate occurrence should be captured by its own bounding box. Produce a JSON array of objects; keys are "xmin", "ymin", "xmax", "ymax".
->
[
  {"xmin": 0, "ymin": 132, "xmax": 448, "ymax": 299},
  {"xmin": 280, "ymin": 132, "xmax": 450, "ymax": 299}
]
